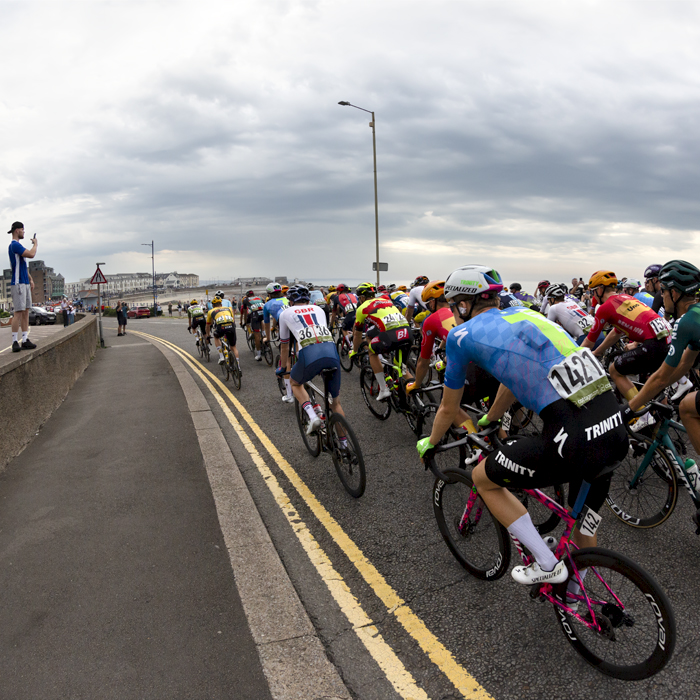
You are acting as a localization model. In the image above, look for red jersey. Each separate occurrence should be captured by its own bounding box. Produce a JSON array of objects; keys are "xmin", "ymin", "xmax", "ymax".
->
[
  {"xmin": 419, "ymin": 307, "xmax": 455, "ymax": 359},
  {"xmin": 587, "ymin": 294, "xmax": 671, "ymax": 344}
]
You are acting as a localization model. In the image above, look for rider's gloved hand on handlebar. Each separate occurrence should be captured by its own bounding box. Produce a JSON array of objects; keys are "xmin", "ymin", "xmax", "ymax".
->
[
  {"xmin": 477, "ymin": 415, "xmax": 500, "ymax": 429},
  {"xmin": 275, "ymin": 366, "xmax": 286, "ymax": 377},
  {"xmin": 406, "ymin": 381, "xmax": 418, "ymax": 394},
  {"xmin": 416, "ymin": 437, "xmax": 436, "ymax": 460},
  {"xmin": 621, "ymin": 404, "xmax": 637, "ymax": 424}
]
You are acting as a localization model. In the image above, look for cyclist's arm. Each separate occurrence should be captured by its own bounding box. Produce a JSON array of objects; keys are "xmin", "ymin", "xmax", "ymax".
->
[
  {"xmin": 629, "ymin": 348, "xmax": 699, "ymax": 410},
  {"xmin": 351, "ymin": 328, "xmax": 363, "ymax": 353},
  {"xmin": 412, "ymin": 355, "xmax": 430, "ymax": 388},
  {"xmin": 427, "ymin": 386, "xmax": 462, "ymax": 447},
  {"xmin": 485, "ymin": 384, "xmax": 517, "ymax": 422}
]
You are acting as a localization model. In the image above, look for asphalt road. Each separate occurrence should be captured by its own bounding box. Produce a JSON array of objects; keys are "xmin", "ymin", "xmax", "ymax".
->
[{"xmin": 110, "ymin": 316, "xmax": 700, "ymax": 700}]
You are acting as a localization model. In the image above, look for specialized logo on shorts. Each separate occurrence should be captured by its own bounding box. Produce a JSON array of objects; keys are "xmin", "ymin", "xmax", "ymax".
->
[
  {"xmin": 553, "ymin": 427, "xmax": 568, "ymax": 458},
  {"xmin": 585, "ymin": 411, "xmax": 622, "ymax": 441},
  {"xmin": 495, "ymin": 451, "xmax": 535, "ymax": 478}
]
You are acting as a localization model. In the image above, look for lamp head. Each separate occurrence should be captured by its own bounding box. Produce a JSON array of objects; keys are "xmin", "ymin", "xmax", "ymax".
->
[{"xmin": 338, "ymin": 101, "xmax": 350, "ymax": 106}]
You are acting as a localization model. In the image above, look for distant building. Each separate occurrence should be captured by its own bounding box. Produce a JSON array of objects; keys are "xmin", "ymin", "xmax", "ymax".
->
[
  {"xmin": 64, "ymin": 271, "xmax": 199, "ymax": 297},
  {"xmin": 275, "ymin": 276, "xmax": 289, "ymax": 285}
]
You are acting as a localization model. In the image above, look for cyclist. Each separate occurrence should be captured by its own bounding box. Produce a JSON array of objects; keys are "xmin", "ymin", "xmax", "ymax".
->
[
  {"xmin": 581, "ymin": 270, "xmax": 671, "ymax": 402},
  {"xmin": 276, "ymin": 285, "xmax": 346, "ymax": 436},
  {"xmin": 263, "ymin": 283, "xmax": 292, "ymax": 401},
  {"xmin": 216, "ymin": 290, "xmax": 232, "ymax": 308},
  {"xmin": 544, "ymin": 283, "xmax": 595, "ymax": 345},
  {"xmin": 417, "ymin": 264, "xmax": 628, "ymax": 585},
  {"xmin": 390, "ymin": 286, "xmax": 411, "ymax": 315},
  {"xmin": 406, "ymin": 275, "xmax": 429, "ymax": 324},
  {"xmin": 644, "ymin": 264, "xmax": 665, "ymax": 315},
  {"xmin": 406, "ymin": 280, "xmax": 454, "ymax": 389},
  {"xmin": 206, "ymin": 296, "xmax": 240, "ymax": 366},
  {"xmin": 241, "ymin": 289, "xmax": 266, "ymax": 361},
  {"xmin": 349, "ymin": 282, "xmax": 412, "ymax": 401},
  {"xmin": 329, "ymin": 284, "xmax": 358, "ymax": 329},
  {"xmin": 187, "ymin": 297, "xmax": 207, "ymax": 347},
  {"xmin": 497, "ymin": 288, "xmax": 524, "ymax": 309},
  {"xmin": 628, "ymin": 260, "xmax": 700, "ymax": 452},
  {"xmin": 308, "ymin": 284, "xmax": 329, "ymax": 322},
  {"xmin": 508, "ymin": 283, "xmax": 538, "ymax": 309}
]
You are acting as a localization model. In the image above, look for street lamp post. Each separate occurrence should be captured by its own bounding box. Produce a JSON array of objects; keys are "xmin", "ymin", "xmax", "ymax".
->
[
  {"xmin": 338, "ymin": 101, "xmax": 381, "ymax": 287},
  {"xmin": 96, "ymin": 262, "xmax": 105, "ymax": 347},
  {"xmin": 142, "ymin": 241, "xmax": 156, "ymax": 314}
]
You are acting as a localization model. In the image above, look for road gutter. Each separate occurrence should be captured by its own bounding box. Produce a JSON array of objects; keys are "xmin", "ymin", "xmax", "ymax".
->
[{"xmin": 150, "ymin": 341, "xmax": 350, "ymax": 700}]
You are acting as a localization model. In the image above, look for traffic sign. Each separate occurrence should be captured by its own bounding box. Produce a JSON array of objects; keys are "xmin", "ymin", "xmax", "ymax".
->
[
  {"xmin": 90, "ymin": 267, "xmax": 107, "ymax": 285},
  {"xmin": 372, "ymin": 262, "xmax": 389, "ymax": 272}
]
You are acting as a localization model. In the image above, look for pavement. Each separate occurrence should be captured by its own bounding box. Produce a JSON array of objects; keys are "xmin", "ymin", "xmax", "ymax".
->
[
  {"xmin": 0, "ymin": 321, "xmax": 67, "ymax": 369},
  {"xmin": 0, "ymin": 333, "xmax": 348, "ymax": 699}
]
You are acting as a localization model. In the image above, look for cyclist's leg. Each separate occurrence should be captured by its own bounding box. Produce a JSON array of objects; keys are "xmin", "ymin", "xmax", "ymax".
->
[
  {"xmin": 679, "ymin": 390, "xmax": 700, "ymax": 453},
  {"xmin": 226, "ymin": 327, "xmax": 239, "ymax": 360}
]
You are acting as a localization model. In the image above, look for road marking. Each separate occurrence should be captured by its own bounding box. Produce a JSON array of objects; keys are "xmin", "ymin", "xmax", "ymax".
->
[
  {"xmin": 134, "ymin": 331, "xmax": 429, "ymax": 700},
  {"xmin": 134, "ymin": 331, "xmax": 493, "ymax": 700}
]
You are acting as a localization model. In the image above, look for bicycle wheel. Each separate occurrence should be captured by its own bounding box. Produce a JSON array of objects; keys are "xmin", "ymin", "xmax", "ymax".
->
[
  {"xmin": 329, "ymin": 413, "xmax": 366, "ymax": 498},
  {"xmin": 506, "ymin": 402, "xmax": 543, "ymax": 437},
  {"xmin": 337, "ymin": 336, "xmax": 353, "ymax": 372},
  {"xmin": 551, "ymin": 547, "xmax": 676, "ymax": 680},
  {"xmin": 246, "ymin": 328, "xmax": 255, "ymax": 351},
  {"xmin": 230, "ymin": 355, "xmax": 242, "ymax": 390},
  {"xmin": 433, "ymin": 468, "xmax": 510, "ymax": 580},
  {"xmin": 220, "ymin": 348, "xmax": 230, "ymax": 380},
  {"xmin": 196, "ymin": 334, "xmax": 204, "ymax": 358},
  {"xmin": 262, "ymin": 340, "xmax": 274, "ymax": 366},
  {"xmin": 359, "ymin": 365, "xmax": 391, "ymax": 420},
  {"xmin": 275, "ymin": 354, "xmax": 286, "ymax": 397},
  {"xmin": 202, "ymin": 339, "xmax": 211, "ymax": 363},
  {"xmin": 295, "ymin": 390, "xmax": 321, "ymax": 457},
  {"xmin": 605, "ymin": 436, "xmax": 678, "ymax": 528}
]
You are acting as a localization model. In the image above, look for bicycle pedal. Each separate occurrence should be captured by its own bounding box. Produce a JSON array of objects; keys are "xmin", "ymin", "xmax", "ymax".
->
[{"xmin": 528, "ymin": 583, "xmax": 544, "ymax": 600}]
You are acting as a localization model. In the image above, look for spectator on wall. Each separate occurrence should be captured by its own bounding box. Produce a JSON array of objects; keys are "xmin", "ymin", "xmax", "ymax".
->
[{"xmin": 7, "ymin": 221, "xmax": 37, "ymax": 352}]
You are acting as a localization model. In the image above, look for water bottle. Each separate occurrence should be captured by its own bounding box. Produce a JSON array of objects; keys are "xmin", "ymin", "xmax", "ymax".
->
[
  {"xmin": 313, "ymin": 403, "xmax": 325, "ymax": 420},
  {"xmin": 685, "ymin": 459, "xmax": 700, "ymax": 493}
]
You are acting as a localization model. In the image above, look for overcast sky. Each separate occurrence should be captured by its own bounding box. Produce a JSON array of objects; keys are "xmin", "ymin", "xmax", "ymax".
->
[{"xmin": 2, "ymin": 0, "xmax": 700, "ymax": 288}]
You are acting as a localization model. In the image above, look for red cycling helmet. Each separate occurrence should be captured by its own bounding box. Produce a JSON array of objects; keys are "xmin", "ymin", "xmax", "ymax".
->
[
  {"xmin": 246, "ymin": 290, "xmax": 255, "ymax": 297},
  {"xmin": 537, "ymin": 280, "xmax": 550, "ymax": 291},
  {"xmin": 336, "ymin": 283, "xmax": 349, "ymax": 293}
]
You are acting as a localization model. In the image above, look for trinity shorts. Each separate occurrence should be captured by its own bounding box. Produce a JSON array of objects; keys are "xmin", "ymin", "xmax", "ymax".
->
[
  {"xmin": 213, "ymin": 325, "xmax": 237, "ymax": 345},
  {"xmin": 11, "ymin": 284, "xmax": 32, "ymax": 312},
  {"xmin": 484, "ymin": 392, "xmax": 629, "ymax": 512}
]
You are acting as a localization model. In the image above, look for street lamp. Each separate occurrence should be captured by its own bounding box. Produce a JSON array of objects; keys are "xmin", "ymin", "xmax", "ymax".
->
[
  {"xmin": 142, "ymin": 241, "xmax": 156, "ymax": 313},
  {"xmin": 338, "ymin": 101, "xmax": 382, "ymax": 286}
]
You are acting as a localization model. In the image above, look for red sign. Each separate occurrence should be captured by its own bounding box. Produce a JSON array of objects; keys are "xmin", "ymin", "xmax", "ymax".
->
[{"xmin": 90, "ymin": 267, "xmax": 107, "ymax": 285}]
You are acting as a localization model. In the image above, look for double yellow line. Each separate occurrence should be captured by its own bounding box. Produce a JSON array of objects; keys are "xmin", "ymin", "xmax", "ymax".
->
[{"xmin": 135, "ymin": 330, "xmax": 493, "ymax": 700}]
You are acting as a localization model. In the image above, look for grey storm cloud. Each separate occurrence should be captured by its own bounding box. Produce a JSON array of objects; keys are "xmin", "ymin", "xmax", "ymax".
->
[{"xmin": 3, "ymin": 0, "xmax": 700, "ymax": 284}]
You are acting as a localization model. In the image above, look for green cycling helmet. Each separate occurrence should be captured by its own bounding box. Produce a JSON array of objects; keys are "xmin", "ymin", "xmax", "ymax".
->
[{"xmin": 659, "ymin": 260, "xmax": 700, "ymax": 295}]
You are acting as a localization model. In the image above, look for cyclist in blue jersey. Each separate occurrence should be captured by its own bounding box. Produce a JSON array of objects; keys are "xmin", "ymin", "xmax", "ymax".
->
[
  {"xmin": 624, "ymin": 278, "xmax": 664, "ymax": 316},
  {"xmin": 417, "ymin": 264, "xmax": 628, "ymax": 586}
]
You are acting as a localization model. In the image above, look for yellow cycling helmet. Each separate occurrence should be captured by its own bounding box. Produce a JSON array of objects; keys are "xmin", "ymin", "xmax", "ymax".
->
[
  {"xmin": 589, "ymin": 270, "xmax": 618, "ymax": 289},
  {"xmin": 212, "ymin": 296, "xmax": 223, "ymax": 306},
  {"xmin": 328, "ymin": 285, "xmax": 336, "ymax": 292},
  {"xmin": 190, "ymin": 299, "xmax": 199, "ymax": 305},
  {"xmin": 421, "ymin": 280, "xmax": 446, "ymax": 302},
  {"xmin": 397, "ymin": 285, "xmax": 408, "ymax": 292},
  {"xmin": 414, "ymin": 310, "xmax": 430, "ymax": 325}
]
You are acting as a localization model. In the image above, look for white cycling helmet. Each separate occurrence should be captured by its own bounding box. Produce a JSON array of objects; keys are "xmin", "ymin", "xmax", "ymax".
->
[
  {"xmin": 623, "ymin": 278, "xmax": 641, "ymax": 290},
  {"xmin": 444, "ymin": 265, "xmax": 504, "ymax": 300},
  {"xmin": 267, "ymin": 282, "xmax": 282, "ymax": 294},
  {"xmin": 544, "ymin": 283, "xmax": 567, "ymax": 299}
]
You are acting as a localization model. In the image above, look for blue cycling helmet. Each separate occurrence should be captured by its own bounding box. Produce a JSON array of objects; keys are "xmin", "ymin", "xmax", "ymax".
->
[{"xmin": 288, "ymin": 285, "xmax": 311, "ymax": 304}]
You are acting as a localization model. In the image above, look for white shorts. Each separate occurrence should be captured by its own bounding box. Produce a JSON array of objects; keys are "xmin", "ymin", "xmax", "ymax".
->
[{"xmin": 11, "ymin": 284, "xmax": 32, "ymax": 312}]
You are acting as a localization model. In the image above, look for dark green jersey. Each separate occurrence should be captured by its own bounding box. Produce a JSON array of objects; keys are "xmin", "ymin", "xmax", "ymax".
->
[{"xmin": 665, "ymin": 304, "xmax": 700, "ymax": 368}]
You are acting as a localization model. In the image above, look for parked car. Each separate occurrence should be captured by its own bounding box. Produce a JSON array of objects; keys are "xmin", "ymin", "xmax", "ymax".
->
[
  {"xmin": 29, "ymin": 306, "xmax": 57, "ymax": 325},
  {"xmin": 127, "ymin": 306, "xmax": 151, "ymax": 319}
]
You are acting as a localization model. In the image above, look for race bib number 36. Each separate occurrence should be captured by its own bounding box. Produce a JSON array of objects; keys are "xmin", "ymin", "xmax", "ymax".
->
[
  {"xmin": 298, "ymin": 324, "xmax": 333, "ymax": 348},
  {"xmin": 547, "ymin": 348, "xmax": 611, "ymax": 408}
]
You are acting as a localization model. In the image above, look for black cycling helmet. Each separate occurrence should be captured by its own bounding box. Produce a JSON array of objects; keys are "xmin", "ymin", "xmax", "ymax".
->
[
  {"xmin": 412, "ymin": 275, "xmax": 429, "ymax": 287},
  {"xmin": 509, "ymin": 282, "xmax": 522, "ymax": 292},
  {"xmin": 644, "ymin": 264, "xmax": 662, "ymax": 279},
  {"xmin": 659, "ymin": 260, "xmax": 700, "ymax": 296}
]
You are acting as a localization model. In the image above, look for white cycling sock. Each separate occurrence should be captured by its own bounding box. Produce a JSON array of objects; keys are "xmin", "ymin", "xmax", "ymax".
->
[
  {"xmin": 374, "ymin": 372, "xmax": 387, "ymax": 390},
  {"xmin": 22, "ymin": 331, "xmax": 29, "ymax": 342},
  {"xmin": 218, "ymin": 350, "xmax": 224, "ymax": 359},
  {"xmin": 12, "ymin": 332, "xmax": 18, "ymax": 342},
  {"xmin": 284, "ymin": 378, "xmax": 292, "ymax": 397},
  {"xmin": 507, "ymin": 513, "xmax": 558, "ymax": 571},
  {"xmin": 302, "ymin": 401, "xmax": 317, "ymax": 422}
]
